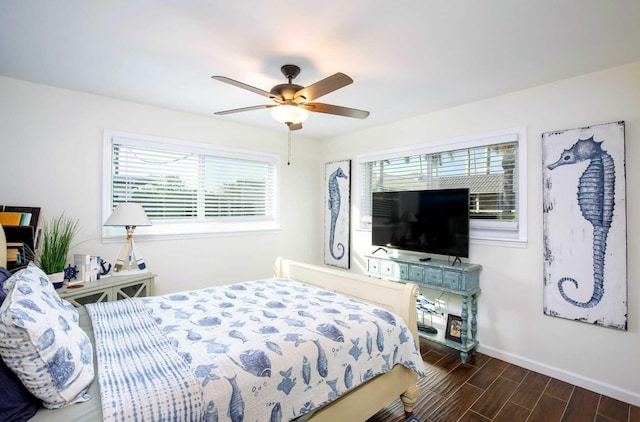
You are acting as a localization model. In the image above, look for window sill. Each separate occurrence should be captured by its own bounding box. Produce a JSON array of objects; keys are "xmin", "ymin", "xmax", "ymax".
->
[{"xmin": 102, "ymin": 221, "xmax": 281, "ymax": 243}]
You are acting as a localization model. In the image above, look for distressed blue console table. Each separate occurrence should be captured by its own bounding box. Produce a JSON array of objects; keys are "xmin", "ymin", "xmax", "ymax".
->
[{"xmin": 366, "ymin": 255, "xmax": 481, "ymax": 363}]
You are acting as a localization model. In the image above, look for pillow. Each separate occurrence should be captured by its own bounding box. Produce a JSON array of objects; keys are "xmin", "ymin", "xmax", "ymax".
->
[
  {"xmin": 1, "ymin": 263, "xmax": 78, "ymax": 324},
  {"xmin": 0, "ymin": 262, "xmax": 94, "ymax": 409},
  {"xmin": 0, "ymin": 357, "xmax": 40, "ymax": 421}
]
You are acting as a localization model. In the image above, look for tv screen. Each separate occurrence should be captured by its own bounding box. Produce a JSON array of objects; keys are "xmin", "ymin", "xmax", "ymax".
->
[{"xmin": 372, "ymin": 188, "xmax": 470, "ymax": 258}]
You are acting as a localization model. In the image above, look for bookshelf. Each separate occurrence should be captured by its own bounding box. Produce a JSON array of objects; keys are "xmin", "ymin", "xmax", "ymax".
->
[{"xmin": 1, "ymin": 206, "xmax": 40, "ymax": 272}]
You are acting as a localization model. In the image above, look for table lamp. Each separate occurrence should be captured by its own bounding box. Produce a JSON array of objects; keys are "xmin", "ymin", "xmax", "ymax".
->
[{"xmin": 103, "ymin": 203, "xmax": 152, "ymax": 276}]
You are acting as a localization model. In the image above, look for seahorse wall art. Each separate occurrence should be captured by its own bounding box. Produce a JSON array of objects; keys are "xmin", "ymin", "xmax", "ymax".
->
[
  {"xmin": 548, "ymin": 137, "xmax": 615, "ymax": 308},
  {"xmin": 324, "ymin": 160, "xmax": 351, "ymax": 269},
  {"xmin": 328, "ymin": 167, "xmax": 347, "ymax": 260},
  {"xmin": 542, "ymin": 121, "xmax": 627, "ymax": 330}
]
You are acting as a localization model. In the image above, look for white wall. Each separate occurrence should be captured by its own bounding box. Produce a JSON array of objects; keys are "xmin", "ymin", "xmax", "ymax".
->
[
  {"xmin": 320, "ymin": 61, "xmax": 640, "ymax": 406},
  {"xmin": 0, "ymin": 76, "xmax": 322, "ymax": 293}
]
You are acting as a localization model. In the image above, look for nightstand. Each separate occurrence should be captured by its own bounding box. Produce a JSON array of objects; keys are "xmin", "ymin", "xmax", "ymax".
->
[{"xmin": 57, "ymin": 272, "xmax": 155, "ymax": 307}]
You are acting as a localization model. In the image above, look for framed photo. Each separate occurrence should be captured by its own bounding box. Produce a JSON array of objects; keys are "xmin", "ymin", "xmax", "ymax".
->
[
  {"xmin": 445, "ymin": 314, "xmax": 463, "ymax": 343},
  {"xmin": 324, "ymin": 160, "xmax": 351, "ymax": 269}
]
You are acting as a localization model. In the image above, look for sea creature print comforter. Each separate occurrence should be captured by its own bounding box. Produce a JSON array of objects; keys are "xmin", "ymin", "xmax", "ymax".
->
[{"xmin": 86, "ymin": 278, "xmax": 426, "ymax": 422}]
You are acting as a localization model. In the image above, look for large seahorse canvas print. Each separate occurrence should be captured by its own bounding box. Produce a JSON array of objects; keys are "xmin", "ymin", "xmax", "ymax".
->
[
  {"xmin": 542, "ymin": 121, "xmax": 626, "ymax": 330},
  {"xmin": 324, "ymin": 159, "xmax": 351, "ymax": 269}
]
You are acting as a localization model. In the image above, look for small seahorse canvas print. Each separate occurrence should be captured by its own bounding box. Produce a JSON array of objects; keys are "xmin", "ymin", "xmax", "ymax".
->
[
  {"xmin": 324, "ymin": 159, "xmax": 351, "ymax": 269},
  {"xmin": 542, "ymin": 121, "xmax": 626, "ymax": 330}
]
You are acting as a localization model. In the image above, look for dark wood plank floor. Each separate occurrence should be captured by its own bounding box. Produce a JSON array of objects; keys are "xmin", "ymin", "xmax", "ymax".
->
[{"xmin": 367, "ymin": 338, "xmax": 640, "ymax": 422}]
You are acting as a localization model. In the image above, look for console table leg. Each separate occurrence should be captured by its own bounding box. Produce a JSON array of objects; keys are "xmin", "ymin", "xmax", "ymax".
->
[
  {"xmin": 471, "ymin": 294, "xmax": 478, "ymax": 343},
  {"xmin": 460, "ymin": 295, "xmax": 468, "ymax": 347},
  {"xmin": 459, "ymin": 296, "xmax": 470, "ymax": 363}
]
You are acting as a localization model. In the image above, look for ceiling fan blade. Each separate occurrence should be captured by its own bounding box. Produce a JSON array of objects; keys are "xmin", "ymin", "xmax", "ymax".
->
[
  {"xmin": 211, "ymin": 76, "xmax": 282, "ymax": 101},
  {"xmin": 295, "ymin": 73, "xmax": 353, "ymax": 102},
  {"xmin": 214, "ymin": 104, "xmax": 275, "ymax": 115},
  {"xmin": 301, "ymin": 102, "xmax": 370, "ymax": 119}
]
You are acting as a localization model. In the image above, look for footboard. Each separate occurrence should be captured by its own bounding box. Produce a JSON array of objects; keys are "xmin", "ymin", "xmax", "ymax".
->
[{"xmin": 274, "ymin": 257, "xmax": 421, "ymax": 419}]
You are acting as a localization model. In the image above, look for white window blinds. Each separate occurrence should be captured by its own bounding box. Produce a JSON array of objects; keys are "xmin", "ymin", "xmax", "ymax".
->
[{"xmin": 103, "ymin": 131, "xmax": 279, "ymax": 238}]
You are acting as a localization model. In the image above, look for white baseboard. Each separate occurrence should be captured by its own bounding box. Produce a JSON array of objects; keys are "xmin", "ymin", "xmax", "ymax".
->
[{"xmin": 477, "ymin": 344, "xmax": 640, "ymax": 407}]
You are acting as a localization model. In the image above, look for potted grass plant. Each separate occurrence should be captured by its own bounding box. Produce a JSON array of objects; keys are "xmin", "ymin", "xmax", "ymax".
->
[{"xmin": 36, "ymin": 214, "xmax": 79, "ymax": 287}]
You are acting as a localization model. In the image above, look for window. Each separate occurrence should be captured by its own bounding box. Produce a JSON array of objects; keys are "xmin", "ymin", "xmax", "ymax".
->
[
  {"xmin": 102, "ymin": 131, "xmax": 279, "ymax": 240},
  {"xmin": 357, "ymin": 128, "xmax": 527, "ymax": 246}
]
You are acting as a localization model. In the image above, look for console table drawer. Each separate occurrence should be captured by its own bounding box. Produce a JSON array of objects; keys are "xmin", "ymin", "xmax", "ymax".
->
[
  {"xmin": 368, "ymin": 258, "xmax": 380, "ymax": 274},
  {"xmin": 425, "ymin": 268, "xmax": 443, "ymax": 286},
  {"xmin": 398, "ymin": 263, "xmax": 409, "ymax": 280},
  {"xmin": 408, "ymin": 265, "xmax": 425, "ymax": 283},
  {"xmin": 380, "ymin": 260, "xmax": 395, "ymax": 277},
  {"xmin": 443, "ymin": 271, "xmax": 462, "ymax": 289}
]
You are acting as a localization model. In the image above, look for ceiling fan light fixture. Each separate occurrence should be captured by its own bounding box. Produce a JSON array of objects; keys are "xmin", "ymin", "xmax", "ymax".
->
[
  {"xmin": 213, "ymin": 65, "xmax": 369, "ymax": 124},
  {"xmin": 270, "ymin": 105, "xmax": 309, "ymax": 125}
]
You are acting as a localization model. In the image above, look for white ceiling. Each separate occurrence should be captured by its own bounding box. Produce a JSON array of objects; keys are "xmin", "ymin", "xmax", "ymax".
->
[{"xmin": 2, "ymin": 0, "xmax": 640, "ymax": 140}]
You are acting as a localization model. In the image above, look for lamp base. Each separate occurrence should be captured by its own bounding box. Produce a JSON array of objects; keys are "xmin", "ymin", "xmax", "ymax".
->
[{"xmin": 111, "ymin": 268, "xmax": 149, "ymax": 277}]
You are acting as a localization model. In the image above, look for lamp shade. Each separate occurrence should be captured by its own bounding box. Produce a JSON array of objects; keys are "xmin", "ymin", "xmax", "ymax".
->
[
  {"xmin": 104, "ymin": 203, "xmax": 152, "ymax": 227},
  {"xmin": 270, "ymin": 105, "xmax": 309, "ymax": 124}
]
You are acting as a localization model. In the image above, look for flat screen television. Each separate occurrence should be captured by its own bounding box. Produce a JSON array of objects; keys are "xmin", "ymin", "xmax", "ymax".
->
[{"xmin": 372, "ymin": 188, "xmax": 470, "ymax": 258}]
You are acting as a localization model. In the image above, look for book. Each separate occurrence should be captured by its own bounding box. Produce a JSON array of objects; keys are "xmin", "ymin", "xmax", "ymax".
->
[
  {"xmin": 19, "ymin": 212, "xmax": 32, "ymax": 226},
  {"xmin": 74, "ymin": 254, "xmax": 100, "ymax": 282},
  {"xmin": 0, "ymin": 212, "xmax": 22, "ymax": 226},
  {"xmin": 7, "ymin": 248, "xmax": 19, "ymax": 262},
  {"xmin": 6, "ymin": 242, "xmax": 25, "ymax": 263}
]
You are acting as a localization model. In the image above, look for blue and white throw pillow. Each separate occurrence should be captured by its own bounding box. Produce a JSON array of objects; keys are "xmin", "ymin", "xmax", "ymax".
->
[
  {"xmin": 0, "ymin": 263, "xmax": 94, "ymax": 409},
  {"xmin": 1, "ymin": 263, "xmax": 78, "ymax": 324}
]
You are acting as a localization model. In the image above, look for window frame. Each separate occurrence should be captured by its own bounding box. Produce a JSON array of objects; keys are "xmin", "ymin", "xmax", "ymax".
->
[
  {"xmin": 102, "ymin": 130, "xmax": 281, "ymax": 241},
  {"xmin": 355, "ymin": 127, "xmax": 527, "ymax": 247}
]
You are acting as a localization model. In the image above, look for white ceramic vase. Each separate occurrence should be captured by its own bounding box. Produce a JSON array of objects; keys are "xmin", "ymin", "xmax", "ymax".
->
[{"xmin": 48, "ymin": 271, "xmax": 65, "ymax": 289}]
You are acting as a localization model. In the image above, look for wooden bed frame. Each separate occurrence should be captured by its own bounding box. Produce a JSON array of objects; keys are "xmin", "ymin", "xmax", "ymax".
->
[
  {"xmin": 275, "ymin": 257, "xmax": 421, "ymax": 420},
  {"xmin": 8, "ymin": 253, "xmax": 421, "ymax": 421}
]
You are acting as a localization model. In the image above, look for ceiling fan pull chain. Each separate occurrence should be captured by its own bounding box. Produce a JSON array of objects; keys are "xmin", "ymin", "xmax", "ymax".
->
[{"xmin": 287, "ymin": 128, "xmax": 292, "ymax": 166}]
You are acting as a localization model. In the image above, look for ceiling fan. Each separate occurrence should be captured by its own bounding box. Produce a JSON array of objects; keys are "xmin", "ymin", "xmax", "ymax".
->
[{"xmin": 211, "ymin": 64, "xmax": 370, "ymax": 131}]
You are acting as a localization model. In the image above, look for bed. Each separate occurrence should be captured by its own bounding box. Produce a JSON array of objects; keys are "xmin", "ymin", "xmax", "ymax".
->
[{"xmin": 1, "ymin": 257, "xmax": 423, "ymax": 422}]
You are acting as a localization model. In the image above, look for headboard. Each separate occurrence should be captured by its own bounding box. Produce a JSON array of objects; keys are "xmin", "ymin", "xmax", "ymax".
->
[{"xmin": 0, "ymin": 224, "xmax": 6, "ymax": 268}]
